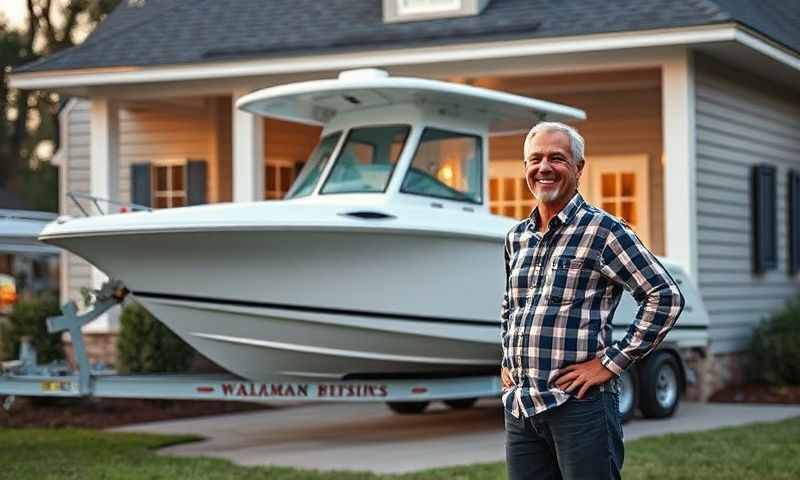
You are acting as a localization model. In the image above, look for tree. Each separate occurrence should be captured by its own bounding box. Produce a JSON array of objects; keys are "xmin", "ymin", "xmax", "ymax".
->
[{"xmin": 0, "ymin": 0, "xmax": 121, "ymax": 208}]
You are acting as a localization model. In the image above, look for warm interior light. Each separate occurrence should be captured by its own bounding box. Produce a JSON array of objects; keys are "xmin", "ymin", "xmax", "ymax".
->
[{"xmin": 437, "ymin": 165, "xmax": 454, "ymax": 185}]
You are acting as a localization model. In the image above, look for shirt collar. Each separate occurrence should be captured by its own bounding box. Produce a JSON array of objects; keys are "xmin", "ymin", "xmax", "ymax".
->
[{"xmin": 528, "ymin": 192, "xmax": 585, "ymax": 232}]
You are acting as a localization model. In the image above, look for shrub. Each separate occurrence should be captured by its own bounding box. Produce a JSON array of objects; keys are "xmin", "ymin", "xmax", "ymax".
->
[
  {"xmin": 0, "ymin": 295, "xmax": 64, "ymax": 363},
  {"xmin": 750, "ymin": 296, "xmax": 800, "ymax": 385},
  {"xmin": 116, "ymin": 302, "xmax": 195, "ymax": 373}
]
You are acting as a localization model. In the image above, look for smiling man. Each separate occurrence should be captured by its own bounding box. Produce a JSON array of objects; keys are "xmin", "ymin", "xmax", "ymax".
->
[{"xmin": 500, "ymin": 122, "xmax": 684, "ymax": 480}]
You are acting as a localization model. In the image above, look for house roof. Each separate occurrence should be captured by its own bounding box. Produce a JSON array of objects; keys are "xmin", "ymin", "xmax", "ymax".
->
[{"xmin": 13, "ymin": 0, "xmax": 800, "ymax": 75}]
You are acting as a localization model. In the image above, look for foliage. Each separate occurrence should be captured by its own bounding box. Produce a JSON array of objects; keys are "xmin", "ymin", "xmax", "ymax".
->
[
  {"xmin": 750, "ymin": 296, "xmax": 800, "ymax": 385},
  {"xmin": 116, "ymin": 302, "xmax": 195, "ymax": 374},
  {"xmin": 17, "ymin": 160, "xmax": 59, "ymax": 212},
  {"xmin": 0, "ymin": 0, "xmax": 121, "ymax": 199},
  {"xmin": 0, "ymin": 294, "xmax": 64, "ymax": 363},
  {"xmin": 1, "ymin": 417, "xmax": 800, "ymax": 479}
]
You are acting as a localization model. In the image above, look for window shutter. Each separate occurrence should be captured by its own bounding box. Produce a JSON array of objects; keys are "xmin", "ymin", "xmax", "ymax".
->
[
  {"xmin": 752, "ymin": 164, "xmax": 777, "ymax": 273},
  {"xmin": 790, "ymin": 170, "xmax": 800, "ymax": 274},
  {"xmin": 187, "ymin": 160, "xmax": 208, "ymax": 206},
  {"xmin": 131, "ymin": 163, "xmax": 151, "ymax": 207}
]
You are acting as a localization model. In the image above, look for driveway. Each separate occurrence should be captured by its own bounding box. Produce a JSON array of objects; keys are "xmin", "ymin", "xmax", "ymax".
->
[{"xmin": 113, "ymin": 400, "xmax": 800, "ymax": 474}]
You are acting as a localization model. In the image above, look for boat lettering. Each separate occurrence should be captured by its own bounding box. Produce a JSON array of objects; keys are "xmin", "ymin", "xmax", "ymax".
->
[
  {"xmin": 317, "ymin": 384, "xmax": 388, "ymax": 398},
  {"xmin": 221, "ymin": 383, "xmax": 310, "ymax": 398}
]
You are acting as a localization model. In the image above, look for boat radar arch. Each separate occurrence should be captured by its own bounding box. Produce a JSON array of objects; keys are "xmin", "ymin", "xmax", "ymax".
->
[{"xmin": 236, "ymin": 69, "xmax": 585, "ymax": 134}]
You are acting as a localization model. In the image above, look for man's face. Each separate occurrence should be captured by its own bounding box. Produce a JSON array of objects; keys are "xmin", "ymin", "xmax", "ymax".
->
[{"xmin": 524, "ymin": 130, "xmax": 584, "ymax": 205}]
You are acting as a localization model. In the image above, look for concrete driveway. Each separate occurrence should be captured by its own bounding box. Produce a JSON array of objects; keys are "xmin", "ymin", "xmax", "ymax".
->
[{"xmin": 114, "ymin": 400, "xmax": 800, "ymax": 474}]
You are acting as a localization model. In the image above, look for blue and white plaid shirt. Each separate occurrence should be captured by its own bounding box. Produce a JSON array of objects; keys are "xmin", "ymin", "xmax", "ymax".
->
[{"xmin": 501, "ymin": 192, "xmax": 684, "ymax": 417}]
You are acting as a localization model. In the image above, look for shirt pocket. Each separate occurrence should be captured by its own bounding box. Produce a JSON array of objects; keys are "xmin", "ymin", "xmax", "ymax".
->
[{"xmin": 545, "ymin": 256, "xmax": 584, "ymax": 305}]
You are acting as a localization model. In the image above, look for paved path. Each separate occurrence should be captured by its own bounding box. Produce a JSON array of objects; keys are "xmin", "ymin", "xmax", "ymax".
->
[{"xmin": 113, "ymin": 400, "xmax": 800, "ymax": 474}]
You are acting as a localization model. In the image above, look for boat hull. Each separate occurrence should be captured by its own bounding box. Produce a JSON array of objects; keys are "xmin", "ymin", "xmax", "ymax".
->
[{"xmin": 52, "ymin": 228, "xmax": 505, "ymax": 381}]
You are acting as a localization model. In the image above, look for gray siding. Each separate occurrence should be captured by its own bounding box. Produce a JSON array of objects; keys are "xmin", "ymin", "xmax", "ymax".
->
[
  {"xmin": 695, "ymin": 57, "xmax": 800, "ymax": 354},
  {"xmin": 62, "ymin": 99, "xmax": 94, "ymax": 307}
]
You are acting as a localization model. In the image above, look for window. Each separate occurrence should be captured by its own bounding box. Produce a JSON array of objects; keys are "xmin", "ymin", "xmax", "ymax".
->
[
  {"xmin": 152, "ymin": 162, "xmax": 187, "ymax": 208},
  {"xmin": 789, "ymin": 170, "xmax": 800, "ymax": 274},
  {"xmin": 265, "ymin": 159, "xmax": 297, "ymax": 200},
  {"xmin": 488, "ymin": 161, "xmax": 533, "ymax": 219},
  {"xmin": 401, "ymin": 128, "xmax": 483, "ymax": 204},
  {"xmin": 321, "ymin": 125, "xmax": 409, "ymax": 195},
  {"xmin": 286, "ymin": 132, "xmax": 342, "ymax": 199},
  {"xmin": 752, "ymin": 164, "xmax": 777, "ymax": 273}
]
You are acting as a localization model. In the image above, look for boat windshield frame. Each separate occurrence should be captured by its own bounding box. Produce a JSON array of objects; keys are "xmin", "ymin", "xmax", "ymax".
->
[{"xmin": 285, "ymin": 131, "xmax": 343, "ymax": 199}]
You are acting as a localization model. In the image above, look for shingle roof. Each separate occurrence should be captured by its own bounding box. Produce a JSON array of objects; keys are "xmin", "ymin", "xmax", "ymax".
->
[{"xmin": 14, "ymin": 0, "xmax": 800, "ymax": 74}]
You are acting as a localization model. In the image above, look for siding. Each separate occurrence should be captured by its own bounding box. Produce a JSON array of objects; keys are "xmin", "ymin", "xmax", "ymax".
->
[
  {"xmin": 118, "ymin": 102, "xmax": 214, "ymax": 203},
  {"xmin": 695, "ymin": 56, "xmax": 800, "ymax": 354},
  {"xmin": 62, "ymin": 99, "xmax": 93, "ymax": 307},
  {"xmin": 488, "ymin": 70, "xmax": 664, "ymax": 254}
]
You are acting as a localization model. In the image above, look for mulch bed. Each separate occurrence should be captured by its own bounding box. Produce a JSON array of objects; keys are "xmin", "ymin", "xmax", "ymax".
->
[
  {"xmin": 709, "ymin": 384, "xmax": 800, "ymax": 404},
  {"xmin": 0, "ymin": 396, "xmax": 269, "ymax": 429}
]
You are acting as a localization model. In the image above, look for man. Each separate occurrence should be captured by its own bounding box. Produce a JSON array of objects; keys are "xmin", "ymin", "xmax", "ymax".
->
[{"xmin": 500, "ymin": 122, "xmax": 684, "ymax": 480}]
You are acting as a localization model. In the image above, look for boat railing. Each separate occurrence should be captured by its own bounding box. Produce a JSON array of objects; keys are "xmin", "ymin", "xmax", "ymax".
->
[{"xmin": 66, "ymin": 192, "xmax": 152, "ymax": 217}]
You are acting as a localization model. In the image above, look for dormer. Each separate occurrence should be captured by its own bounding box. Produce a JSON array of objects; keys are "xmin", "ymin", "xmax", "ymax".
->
[{"xmin": 382, "ymin": 0, "xmax": 492, "ymax": 23}]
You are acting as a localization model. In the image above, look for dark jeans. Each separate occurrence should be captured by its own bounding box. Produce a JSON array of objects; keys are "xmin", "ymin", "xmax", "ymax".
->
[{"xmin": 505, "ymin": 390, "xmax": 624, "ymax": 480}]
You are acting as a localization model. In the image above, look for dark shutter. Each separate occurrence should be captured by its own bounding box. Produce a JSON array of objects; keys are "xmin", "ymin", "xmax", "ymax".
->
[
  {"xmin": 131, "ymin": 163, "xmax": 151, "ymax": 207},
  {"xmin": 790, "ymin": 170, "xmax": 800, "ymax": 274},
  {"xmin": 186, "ymin": 160, "xmax": 208, "ymax": 206},
  {"xmin": 752, "ymin": 164, "xmax": 777, "ymax": 273}
]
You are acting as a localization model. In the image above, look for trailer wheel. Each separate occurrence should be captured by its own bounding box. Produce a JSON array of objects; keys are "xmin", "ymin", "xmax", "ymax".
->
[
  {"xmin": 639, "ymin": 351, "xmax": 681, "ymax": 418},
  {"xmin": 386, "ymin": 401, "xmax": 429, "ymax": 414},
  {"xmin": 443, "ymin": 397, "xmax": 478, "ymax": 410},
  {"xmin": 617, "ymin": 368, "xmax": 638, "ymax": 423}
]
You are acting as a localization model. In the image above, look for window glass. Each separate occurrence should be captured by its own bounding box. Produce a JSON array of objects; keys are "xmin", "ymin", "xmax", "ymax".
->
[
  {"xmin": 286, "ymin": 132, "xmax": 342, "ymax": 199},
  {"xmin": 321, "ymin": 126, "xmax": 409, "ymax": 194},
  {"xmin": 401, "ymin": 128, "xmax": 482, "ymax": 204}
]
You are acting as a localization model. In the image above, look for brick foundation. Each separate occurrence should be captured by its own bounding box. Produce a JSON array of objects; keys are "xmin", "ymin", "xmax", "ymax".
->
[
  {"xmin": 682, "ymin": 348, "xmax": 751, "ymax": 402},
  {"xmin": 63, "ymin": 333, "xmax": 119, "ymax": 368}
]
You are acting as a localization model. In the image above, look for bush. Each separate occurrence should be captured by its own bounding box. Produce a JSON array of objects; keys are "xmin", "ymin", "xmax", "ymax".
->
[
  {"xmin": 750, "ymin": 296, "xmax": 800, "ymax": 385},
  {"xmin": 0, "ymin": 295, "xmax": 64, "ymax": 363},
  {"xmin": 116, "ymin": 302, "xmax": 195, "ymax": 373}
]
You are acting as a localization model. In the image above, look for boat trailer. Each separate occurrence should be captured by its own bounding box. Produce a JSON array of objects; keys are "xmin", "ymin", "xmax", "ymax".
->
[{"xmin": 0, "ymin": 282, "xmax": 501, "ymax": 411}]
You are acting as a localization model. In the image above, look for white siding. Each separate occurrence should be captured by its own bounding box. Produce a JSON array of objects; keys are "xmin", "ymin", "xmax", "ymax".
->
[
  {"xmin": 694, "ymin": 56, "xmax": 800, "ymax": 354},
  {"xmin": 62, "ymin": 99, "xmax": 94, "ymax": 307}
]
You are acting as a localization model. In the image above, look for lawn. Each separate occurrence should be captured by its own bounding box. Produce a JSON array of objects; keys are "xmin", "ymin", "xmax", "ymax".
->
[{"xmin": 1, "ymin": 417, "xmax": 799, "ymax": 480}]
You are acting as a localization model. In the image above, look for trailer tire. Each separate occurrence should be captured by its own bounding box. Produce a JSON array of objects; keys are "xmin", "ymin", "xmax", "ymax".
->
[
  {"xmin": 386, "ymin": 401, "xmax": 429, "ymax": 414},
  {"xmin": 443, "ymin": 397, "xmax": 478, "ymax": 410},
  {"xmin": 639, "ymin": 351, "xmax": 681, "ymax": 419},
  {"xmin": 618, "ymin": 368, "xmax": 638, "ymax": 424}
]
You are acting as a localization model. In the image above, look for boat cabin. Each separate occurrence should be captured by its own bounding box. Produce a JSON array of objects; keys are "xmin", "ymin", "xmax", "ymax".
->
[{"xmin": 237, "ymin": 69, "xmax": 585, "ymax": 212}]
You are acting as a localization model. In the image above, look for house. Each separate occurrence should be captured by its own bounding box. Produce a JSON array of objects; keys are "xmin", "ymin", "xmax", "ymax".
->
[{"xmin": 10, "ymin": 0, "xmax": 800, "ymax": 399}]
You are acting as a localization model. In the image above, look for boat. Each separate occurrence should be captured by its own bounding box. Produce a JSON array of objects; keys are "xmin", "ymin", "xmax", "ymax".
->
[{"xmin": 38, "ymin": 69, "xmax": 704, "ymax": 384}]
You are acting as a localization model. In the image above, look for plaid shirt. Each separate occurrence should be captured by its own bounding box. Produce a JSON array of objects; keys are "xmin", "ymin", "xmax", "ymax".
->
[{"xmin": 501, "ymin": 192, "xmax": 684, "ymax": 417}]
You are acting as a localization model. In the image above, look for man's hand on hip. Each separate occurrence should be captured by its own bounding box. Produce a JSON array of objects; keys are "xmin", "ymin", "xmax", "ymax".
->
[
  {"xmin": 553, "ymin": 357, "xmax": 616, "ymax": 399},
  {"xmin": 501, "ymin": 367, "xmax": 514, "ymax": 390}
]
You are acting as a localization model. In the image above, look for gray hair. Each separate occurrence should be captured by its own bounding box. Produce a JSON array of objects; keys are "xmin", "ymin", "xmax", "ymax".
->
[{"xmin": 523, "ymin": 122, "xmax": 585, "ymax": 163}]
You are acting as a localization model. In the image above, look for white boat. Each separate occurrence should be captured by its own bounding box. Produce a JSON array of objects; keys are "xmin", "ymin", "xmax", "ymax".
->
[{"xmin": 38, "ymin": 70, "xmax": 706, "ymax": 384}]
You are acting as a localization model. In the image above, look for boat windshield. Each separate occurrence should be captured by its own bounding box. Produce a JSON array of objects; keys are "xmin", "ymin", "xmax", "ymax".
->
[
  {"xmin": 286, "ymin": 132, "xmax": 342, "ymax": 199},
  {"xmin": 320, "ymin": 125, "xmax": 410, "ymax": 194},
  {"xmin": 400, "ymin": 128, "xmax": 483, "ymax": 204}
]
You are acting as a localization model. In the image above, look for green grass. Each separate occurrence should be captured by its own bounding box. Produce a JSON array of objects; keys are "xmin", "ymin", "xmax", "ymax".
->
[{"xmin": 1, "ymin": 417, "xmax": 799, "ymax": 480}]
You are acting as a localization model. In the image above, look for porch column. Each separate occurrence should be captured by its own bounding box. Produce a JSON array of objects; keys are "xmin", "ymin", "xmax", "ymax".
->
[
  {"xmin": 662, "ymin": 49, "xmax": 698, "ymax": 281},
  {"xmin": 232, "ymin": 89, "xmax": 264, "ymax": 202},
  {"xmin": 88, "ymin": 96, "xmax": 121, "ymax": 332}
]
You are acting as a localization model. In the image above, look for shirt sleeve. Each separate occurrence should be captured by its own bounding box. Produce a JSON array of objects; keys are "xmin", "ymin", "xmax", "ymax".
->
[
  {"xmin": 500, "ymin": 234, "xmax": 512, "ymax": 369},
  {"xmin": 597, "ymin": 222, "xmax": 685, "ymax": 376}
]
